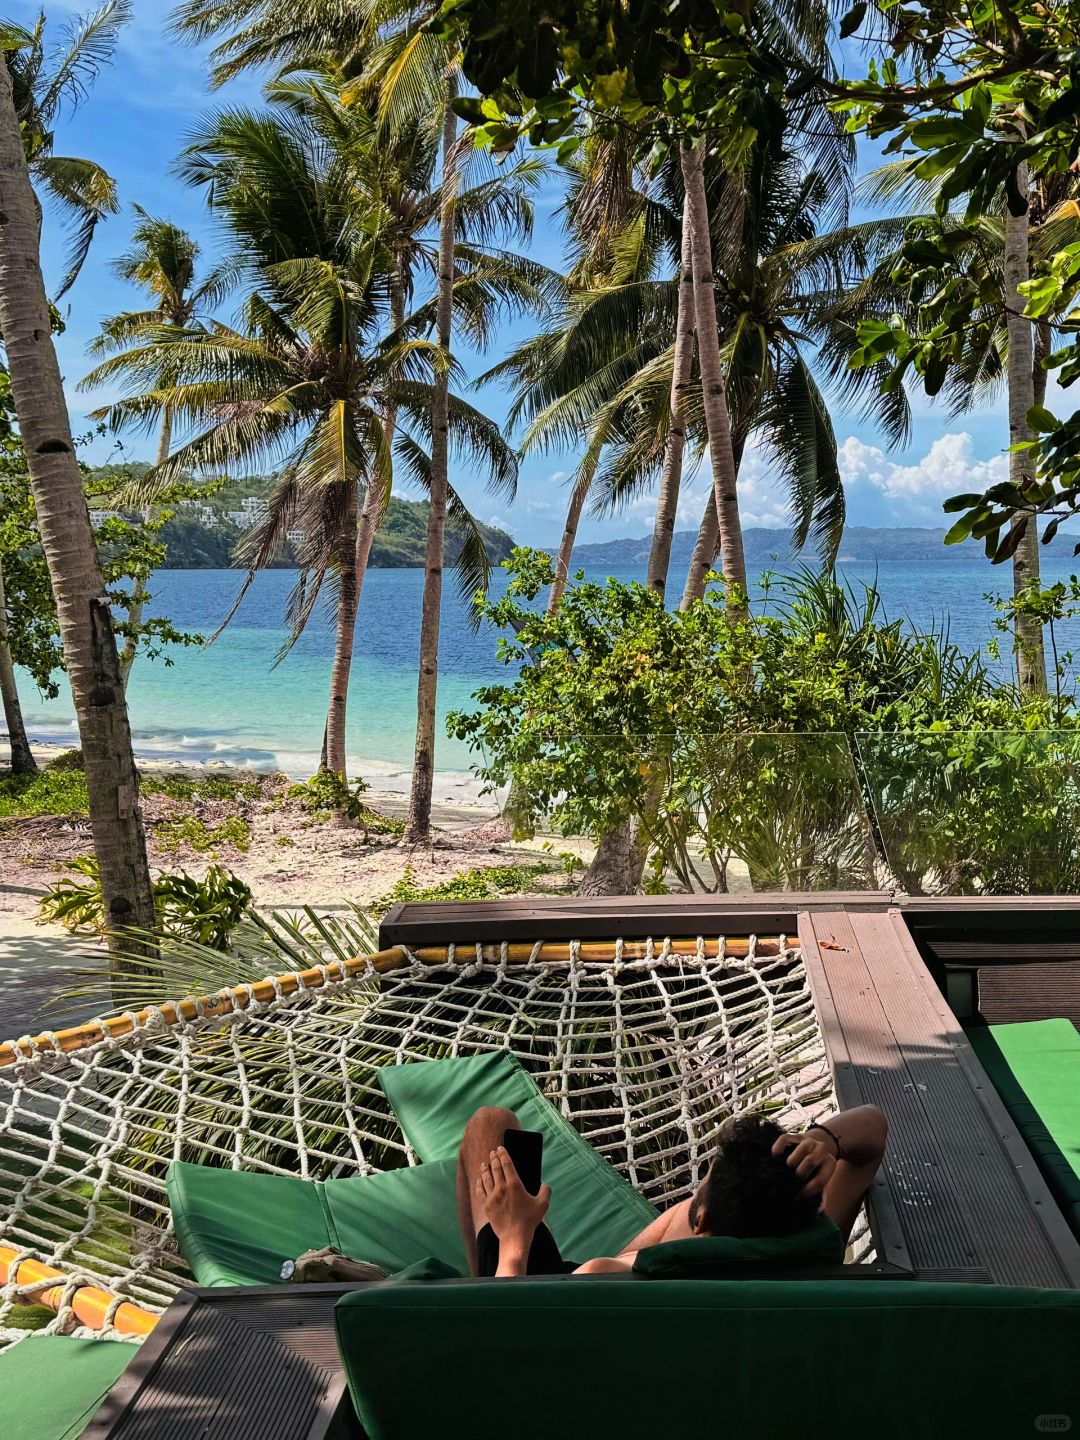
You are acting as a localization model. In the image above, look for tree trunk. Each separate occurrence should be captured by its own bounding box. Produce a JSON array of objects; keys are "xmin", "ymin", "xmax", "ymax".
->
[
  {"xmin": 0, "ymin": 59, "xmax": 157, "ymax": 968},
  {"xmin": 681, "ymin": 437, "xmax": 745, "ymax": 609},
  {"xmin": 404, "ymin": 87, "xmax": 458, "ymax": 846},
  {"xmin": 1003, "ymin": 160, "xmax": 1047, "ymax": 694},
  {"xmin": 324, "ymin": 474, "xmax": 359, "ymax": 780},
  {"xmin": 680, "ymin": 141, "xmax": 748, "ymax": 602},
  {"xmin": 119, "ymin": 411, "xmax": 171, "ymax": 690},
  {"xmin": 547, "ymin": 478, "xmax": 589, "ymax": 613},
  {"xmin": 322, "ymin": 268, "xmax": 407, "ymax": 788},
  {"xmin": 0, "ymin": 555, "xmax": 36, "ymax": 774},
  {"xmin": 578, "ymin": 818, "xmax": 648, "ymax": 897},
  {"xmin": 681, "ymin": 492, "xmax": 719, "ymax": 610},
  {"xmin": 647, "ymin": 194, "xmax": 695, "ymax": 599}
]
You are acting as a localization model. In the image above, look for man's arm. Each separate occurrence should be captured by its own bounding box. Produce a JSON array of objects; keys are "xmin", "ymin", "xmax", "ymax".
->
[
  {"xmin": 476, "ymin": 1146, "xmax": 552, "ymax": 1277},
  {"xmin": 775, "ymin": 1106, "xmax": 888, "ymax": 1242}
]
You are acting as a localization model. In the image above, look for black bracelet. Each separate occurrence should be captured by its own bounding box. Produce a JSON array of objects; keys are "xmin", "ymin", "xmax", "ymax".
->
[{"xmin": 808, "ymin": 1122, "xmax": 846, "ymax": 1161}]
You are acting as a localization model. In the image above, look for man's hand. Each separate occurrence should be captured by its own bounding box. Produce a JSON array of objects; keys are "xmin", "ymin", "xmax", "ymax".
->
[
  {"xmin": 476, "ymin": 1146, "xmax": 552, "ymax": 1277},
  {"xmin": 772, "ymin": 1131, "xmax": 837, "ymax": 1198}
]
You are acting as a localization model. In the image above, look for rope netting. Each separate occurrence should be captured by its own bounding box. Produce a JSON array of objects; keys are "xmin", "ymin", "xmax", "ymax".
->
[{"xmin": 0, "ymin": 934, "xmax": 844, "ymax": 1347}]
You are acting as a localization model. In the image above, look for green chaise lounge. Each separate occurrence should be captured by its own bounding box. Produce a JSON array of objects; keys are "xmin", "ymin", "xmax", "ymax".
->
[{"xmin": 965, "ymin": 1017, "xmax": 1080, "ymax": 1237}]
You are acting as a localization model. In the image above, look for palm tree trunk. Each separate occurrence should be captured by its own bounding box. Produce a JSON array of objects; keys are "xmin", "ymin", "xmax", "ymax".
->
[
  {"xmin": 325, "ymin": 474, "xmax": 359, "ymax": 780},
  {"xmin": 548, "ymin": 478, "xmax": 589, "ymax": 613},
  {"xmin": 0, "ymin": 59, "xmax": 157, "ymax": 968},
  {"xmin": 680, "ymin": 141, "xmax": 748, "ymax": 602},
  {"xmin": 119, "ymin": 411, "xmax": 171, "ymax": 690},
  {"xmin": 0, "ymin": 555, "xmax": 36, "ymax": 774},
  {"xmin": 647, "ymin": 195, "xmax": 694, "ymax": 598},
  {"xmin": 404, "ymin": 86, "xmax": 458, "ymax": 846},
  {"xmin": 681, "ymin": 438, "xmax": 745, "ymax": 609},
  {"xmin": 681, "ymin": 492, "xmax": 719, "ymax": 609},
  {"xmin": 1003, "ymin": 159, "xmax": 1046, "ymax": 694}
]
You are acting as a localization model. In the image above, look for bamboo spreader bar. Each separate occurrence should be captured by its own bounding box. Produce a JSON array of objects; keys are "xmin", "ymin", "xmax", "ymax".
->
[
  {"xmin": 0, "ymin": 1246, "xmax": 158, "ymax": 1335},
  {"xmin": 0, "ymin": 934, "xmax": 793, "ymax": 1069}
]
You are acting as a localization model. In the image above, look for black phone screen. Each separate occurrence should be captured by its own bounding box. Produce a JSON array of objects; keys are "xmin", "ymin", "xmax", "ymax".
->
[{"xmin": 503, "ymin": 1128, "xmax": 544, "ymax": 1195}]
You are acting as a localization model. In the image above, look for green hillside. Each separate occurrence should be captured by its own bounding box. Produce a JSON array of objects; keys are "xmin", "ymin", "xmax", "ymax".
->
[{"xmin": 82, "ymin": 467, "xmax": 515, "ymax": 568}]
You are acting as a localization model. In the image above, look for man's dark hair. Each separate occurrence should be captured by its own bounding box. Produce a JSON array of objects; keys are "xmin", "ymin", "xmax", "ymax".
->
[{"xmin": 691, "ymin": 1114, "xmax": 822, "ymax": 1238}]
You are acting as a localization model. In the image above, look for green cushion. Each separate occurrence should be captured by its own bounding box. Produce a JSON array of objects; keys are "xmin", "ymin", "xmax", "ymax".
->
[
  {"xmin": 379, "ymin": 1051, "xmax": 657, "ymax": 1259},
  {"xmin": 168, "ymin": 1162, "xmax": 329, "ymax": 1287},
  {"xmin": 323, "ymin": 1161, "xmax": 468, "ymax": 1275},
  {"xmin": 0, "ymin": 1335, "xmax": 134, "ymax": 1440},
  {"xmin": 633, "ymin": 1212, "xmax": 844, "ymax": 1278},
  {"xmin": 167, "ymin": 1157, "xmax": 466, "ymax": 1287},
  {"xmin": 966, "ymin": 1018, "xmax": 1080, "ymax": 1234},
  {"xmin": 335, "ymin": 1278, "xmax": 1080, "ymax": 1440}
]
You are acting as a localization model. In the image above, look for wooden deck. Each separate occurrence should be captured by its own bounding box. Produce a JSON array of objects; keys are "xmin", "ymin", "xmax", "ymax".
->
[{"xmin": 799, "ymin": 907, "xmax": 1080, "ymax": 1289}]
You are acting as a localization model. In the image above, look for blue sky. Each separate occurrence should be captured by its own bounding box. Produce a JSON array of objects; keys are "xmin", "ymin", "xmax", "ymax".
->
[{"xmin": 19, "ymin": 0, "xmax": 1041, "ymax": 547}]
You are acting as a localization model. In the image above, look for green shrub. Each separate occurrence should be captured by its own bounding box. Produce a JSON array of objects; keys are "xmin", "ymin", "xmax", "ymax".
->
[
  {"xmin": 289, "ymin": 771, "xmax": 405, "ymax": 836},
  {"xmin": 157, "ymin": 814, "xmax": 252, "ymax": 854},
  {"xmin": 142, "ymin": 772, "xmax": 263, "ymax": 802},
  {"xmin": 40, "ymin": 858, "xmax": 253, "ymax": 950},
  {"xmin": 369, "ymin": 862, "xmax": 550, "ymax": 918},
  {"xmin": 0, "ymin": 770, "xmax": 89, "ymax": 818},
  {"xmin": 45, "ymin": 748, "xmax": 84, "ymax": 772}
]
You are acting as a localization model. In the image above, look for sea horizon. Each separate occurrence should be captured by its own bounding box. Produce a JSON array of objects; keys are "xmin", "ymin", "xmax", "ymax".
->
[{"xmin": 12, "ymin": 557, "xmax": 1080, "ymax": 781}]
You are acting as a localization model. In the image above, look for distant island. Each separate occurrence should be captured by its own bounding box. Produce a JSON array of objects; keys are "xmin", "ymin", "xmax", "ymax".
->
[{"xmin": 566, "ymin": 524, "xmax": 1080, "ymax": 570}]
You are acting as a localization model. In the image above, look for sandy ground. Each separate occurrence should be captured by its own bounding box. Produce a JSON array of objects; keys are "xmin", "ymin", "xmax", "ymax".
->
[{"xmin": 0, "ymin": 742, "xmax": 579, "ymax": 1042}]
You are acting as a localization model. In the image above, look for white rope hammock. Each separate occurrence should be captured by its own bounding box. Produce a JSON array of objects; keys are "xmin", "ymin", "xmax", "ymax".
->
[{"xmin": 0, "ymin": 934, "xmax": 842, "ymax": 1347}]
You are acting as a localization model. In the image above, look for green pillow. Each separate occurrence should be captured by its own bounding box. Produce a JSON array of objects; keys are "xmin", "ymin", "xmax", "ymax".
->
[{"xmin": 633, "ymin": 1212, "xmax": 844, "ymax": 1278}]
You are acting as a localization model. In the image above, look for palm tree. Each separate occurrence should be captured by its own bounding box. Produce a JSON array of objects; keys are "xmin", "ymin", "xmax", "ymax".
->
[
  {"xmin": 0, "ymin": 47, "xmax": 157, "ymax": 962},
  {"xmin": 83, "ymin": 102, "xmax": 521, "ymax": 786},
  {"xmin": 90, "ymin": 208, "xmax": 228, "ymax": 686},
  {"xmin": 2, "ymin": 1, "xmax": 129, "ymax": 294}
]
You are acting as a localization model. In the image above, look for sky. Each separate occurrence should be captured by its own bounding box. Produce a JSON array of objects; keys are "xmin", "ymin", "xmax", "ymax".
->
[{"xmin": 16, "ymin": 0, "xmax": 1056, "ymax": 548}]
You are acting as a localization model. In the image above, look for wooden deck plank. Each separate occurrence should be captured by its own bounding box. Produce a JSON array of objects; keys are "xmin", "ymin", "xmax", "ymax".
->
[
  {"xmin": 378, "ymin": 891, "xmax": 894, "ymax": 948},
  {"xmin": 800, "ymin": 909, "xmax": 1080, "ymax": 1289},
  {"xmin": 882, "ymin": 909, "xmax": 1080, "ymax": 1286}
]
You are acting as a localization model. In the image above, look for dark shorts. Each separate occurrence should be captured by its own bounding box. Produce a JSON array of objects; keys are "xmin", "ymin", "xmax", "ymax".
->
[{"xmin": 476, "ymin": 1223, "xmax": 578, "ymax": 1277}]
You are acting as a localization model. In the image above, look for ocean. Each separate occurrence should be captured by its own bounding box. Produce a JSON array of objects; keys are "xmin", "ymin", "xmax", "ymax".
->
[{"xmin": 13, "ymin": 560, "xmax": 1080, "ymax": 780}]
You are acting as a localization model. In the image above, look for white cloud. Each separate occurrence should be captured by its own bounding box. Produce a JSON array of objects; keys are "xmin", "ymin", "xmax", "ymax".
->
[{"xmin": 838, "ymin": 431, "xmax": 1007, "ymax": 522}]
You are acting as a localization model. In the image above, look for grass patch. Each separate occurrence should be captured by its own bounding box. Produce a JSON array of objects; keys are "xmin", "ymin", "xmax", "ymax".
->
[
  {"xmin": 0, "ymin": 770, "xmax": 89, "ymax": 818},
  {"xmin": 369, "ymin": 862, "xmax": 551, "ymax": 917},
  {"xmin": 142, "ymin": 772, "xmax": 263, "ymax": 802},
  {"xmin": 157, "ymin": 815, "xmax": 252, "ymax": 854},
  {"xmin": 0, "ymin": 768, "xmax": 263, "ymax": 820}
]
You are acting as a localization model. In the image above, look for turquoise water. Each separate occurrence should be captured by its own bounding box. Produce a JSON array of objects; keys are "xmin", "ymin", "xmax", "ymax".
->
[{"xmin": 14, "ymin": 560, "xmax": 1080, "ymax": 778}]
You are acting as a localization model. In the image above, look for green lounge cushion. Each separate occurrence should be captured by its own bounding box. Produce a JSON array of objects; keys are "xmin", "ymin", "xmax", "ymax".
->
[
  {"xmin": 335, "ymin": 1277, "xmax": 1080, "ymax": 1440},
  {"xmin": 1, "ymin": 1334, "xmax": 134, "ymax": 1440},
  {"xmin": 633, "ymin": 1211, "xmax": 844, "ymax": 1278},
  {"xmin": 966, "ymin": 1018, "xmax": 1080, "ymax": 1233},
  {"xmin": 167, "ymin": 1156, "xmax": 466, "ymax": 1287},
  {"xmin": 379, "ymin": 1050, "xmax": 657, "ymax": 1259}
]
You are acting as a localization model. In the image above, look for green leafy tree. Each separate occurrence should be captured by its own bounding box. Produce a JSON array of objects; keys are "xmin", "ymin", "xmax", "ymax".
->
[
  {"xmin": 833, "ymin": 0, "xmax": 1080, "ymax": 694},
  {"xmin": 453, "ymin": 551, "xmax": 1071, "ymax": 896}
]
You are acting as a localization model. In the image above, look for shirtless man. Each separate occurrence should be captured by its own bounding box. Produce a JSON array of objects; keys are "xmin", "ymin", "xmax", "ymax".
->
[{"xmin": 456, "ymin": 1104, "xmax": 887, "ymax": 1278}]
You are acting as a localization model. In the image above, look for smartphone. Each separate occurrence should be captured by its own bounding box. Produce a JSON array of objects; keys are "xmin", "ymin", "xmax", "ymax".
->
[{"xmin": 503, "ymin": 1128, "xmax": 544, "ymax": 1195}]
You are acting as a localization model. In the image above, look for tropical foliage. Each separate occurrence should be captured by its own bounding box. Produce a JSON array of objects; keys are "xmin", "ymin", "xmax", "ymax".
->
[{"xmin": 452, "ymin": 552, "xmax": 1074, "ymax": 894}]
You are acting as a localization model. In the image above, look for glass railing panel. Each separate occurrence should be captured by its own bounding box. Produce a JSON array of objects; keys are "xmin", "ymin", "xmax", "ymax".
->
[
  {"xmin": 478, "ymin": 732, "xmax": 880, "ymax": 896},
  {"xmin": 855, "ymin": 730, "xmax": 1080, "ymax": 896}
]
